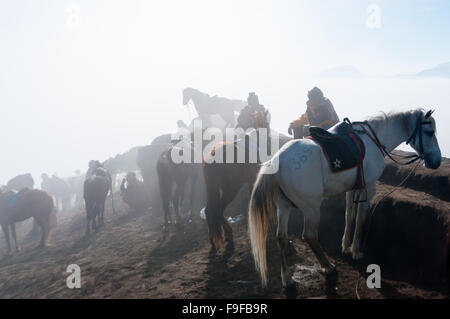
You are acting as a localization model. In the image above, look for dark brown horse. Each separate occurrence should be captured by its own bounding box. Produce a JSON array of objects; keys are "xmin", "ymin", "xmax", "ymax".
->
[
  {"xmin": 83, "ymin": 169, "xmax": 111, "ymax": 235},
  {"xmin": 0, "ymin": 188, "xmax": 55, "ymax": 254},
  {"xmin": 203, "ymin": 110, "xmax": 291, "ymax": 253},
  {"xmin": 156, "ymin": 132, "xmax": 204, "ymax": 231}
]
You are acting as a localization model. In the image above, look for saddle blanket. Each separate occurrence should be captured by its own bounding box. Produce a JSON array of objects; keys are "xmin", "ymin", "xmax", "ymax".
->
[{"xmin": 306, "ymin": 130, "xmax": 365, "ymax": 173}]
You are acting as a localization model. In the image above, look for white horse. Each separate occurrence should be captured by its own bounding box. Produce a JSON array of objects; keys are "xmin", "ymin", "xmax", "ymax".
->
[{"xmin": 248, "ymin": 109, "xmax": 441, "ymax": 290}]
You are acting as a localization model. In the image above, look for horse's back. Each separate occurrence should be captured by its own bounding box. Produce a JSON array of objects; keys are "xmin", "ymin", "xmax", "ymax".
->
[{"xmin": 8, "ymin": 189, "xmax": 54, "ymax": 222}]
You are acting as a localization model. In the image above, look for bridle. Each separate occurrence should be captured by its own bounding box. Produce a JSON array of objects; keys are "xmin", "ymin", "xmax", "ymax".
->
[
  {"xmin": 348, "ymin": 110, "xmax": 433, "ymax": 166},
  {"xmin": 405, "ymin": 110, "xmax": 433, "ymax": 158}
]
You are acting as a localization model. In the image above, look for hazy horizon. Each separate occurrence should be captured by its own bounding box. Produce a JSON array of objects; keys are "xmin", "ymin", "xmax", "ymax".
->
[{"xmin": 1, "ymin": 0, "xmax": 450, "ymax": 185}]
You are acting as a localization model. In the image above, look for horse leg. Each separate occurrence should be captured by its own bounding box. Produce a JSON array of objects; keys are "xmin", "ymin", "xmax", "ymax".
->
[
  {"xmin": 99, "ymin": 203, "xmax": 105, "ymax": 227},
  {"xmin": 174, "ymin": 178, "xmax": 186, "ymax": 223},
  {"xmin": 85, "ymin": 202, "xmax": 93, "ymax": 236},
  {"xmin": 219, "ymin": 184, "xmax": 241, "ymax": 245},
  {"xmin": 188, "ymin": 173, "xmax": 198, "ymax": 218},
  {"xmin": 92, "ymin": 204, "xmax": 98, "ymax": 231},
  {"xmin": 302, "ymin": 202, "xmax": 335, "ymax": 274},
  {"xmin": 172, "ymin": 183, "xmax": 182, "ymax": 224},
  {"xmin": 351, "ymin": 184, "xmax": 376, "ymax": 260},
  {"xmin": 10, "ymin": 223, "xmax": 21, "ymax": 252},
  {"xmin": 342, "ymin": 191, "xmax": 358, "ymax": 255},
  {"xmin": 277, "ymin": 199, "xmax": 295, "ymax": 292},
  {"xmin": 159, "ymin": 179, "xmax": 172, "ymax": 231},
  {"xmin": 1, "ymin": 224, "xmax": 12, "ymax": 254},
  {"xmin": 39, "ymin": 222, "xmax": 51, "ymax": 248}
]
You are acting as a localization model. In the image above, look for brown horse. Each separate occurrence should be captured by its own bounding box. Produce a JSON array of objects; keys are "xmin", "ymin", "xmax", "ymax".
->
[
  {"xmin": 203, "ymin": 109, "xmax": 291, "ymax": 253},
  {"xmin": 83, "ymin": 170, "xmax": 111, "ymax": 235},
  {"xmin": 0, "ymin": 188, "xmax": 55, "ymax": 254},
  {"xmin": 156, "ymin": 131, "xmax": 205, "ymax": 231}
]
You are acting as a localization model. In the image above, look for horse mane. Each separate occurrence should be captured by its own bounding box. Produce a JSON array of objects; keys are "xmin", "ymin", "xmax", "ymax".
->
[{"xmin": 365, "ymin": 108, "xmax": 425, "ymax": 133}]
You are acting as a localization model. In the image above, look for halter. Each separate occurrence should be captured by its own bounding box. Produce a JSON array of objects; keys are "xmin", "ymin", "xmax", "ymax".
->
[
  {"xmin": 348, "ymin": 110, "xmax": 433, "ymax": 166},
  {"xmin": 405, "ymin": 110, "xmax": 433, "ymax": 157}
]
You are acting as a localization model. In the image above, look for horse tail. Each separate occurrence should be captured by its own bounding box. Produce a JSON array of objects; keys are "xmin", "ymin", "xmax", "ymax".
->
[
  {"xmin": 248, "ymin": 167, "xmax": 279, "ymax": 287},
  {"xmin": 203, "ymin": 162, "xmax": 224, "ymax": 250}
]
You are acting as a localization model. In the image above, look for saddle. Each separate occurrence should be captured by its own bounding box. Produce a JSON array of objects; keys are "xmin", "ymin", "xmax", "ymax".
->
[{"xmin": 307, "ymin": 119, "xmax": 366, "ymax": 190}]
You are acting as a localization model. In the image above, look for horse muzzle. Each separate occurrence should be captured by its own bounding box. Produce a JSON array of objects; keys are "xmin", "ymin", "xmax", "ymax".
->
[{"xmin": 424, "ymin": 155, "xmax": 441, "ymax": 169}]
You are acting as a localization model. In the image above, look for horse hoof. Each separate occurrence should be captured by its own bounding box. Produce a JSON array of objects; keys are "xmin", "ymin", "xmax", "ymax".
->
[{"xmin": 283, "ymin": 280, "xmax": 297, "ymax": 298}]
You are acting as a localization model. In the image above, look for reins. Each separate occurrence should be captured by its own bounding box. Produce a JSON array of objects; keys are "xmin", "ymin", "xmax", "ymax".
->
[
  {"xmin": 354, "ymin": 158, "xmax": 422, "ymax": 298},
  {"xmin": 348, "ymin": 119, "xmax": 423, "ymax": 166}
]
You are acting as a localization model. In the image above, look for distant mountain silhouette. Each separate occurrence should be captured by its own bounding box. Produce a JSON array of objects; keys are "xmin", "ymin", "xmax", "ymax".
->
[
  {"xmin": 395, "ymin": 62, "xmax": 450, "ymax": 78},
  {"xmin": 319, "ymin": 65, "xmax": 364, "ymax": 78},
  {"xmin": 416, "ymin": 62, "xmax": 450, "ymax": 78}
]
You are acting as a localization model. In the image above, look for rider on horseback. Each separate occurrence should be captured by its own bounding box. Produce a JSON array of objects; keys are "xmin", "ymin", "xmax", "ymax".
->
[
  {"xmin": 245, "ymin": 92, "xmax": 266, "ymax": 113},
  {"xmin": 288, "ymin": 87, "xmax": 339, "ymax": 139},
  {"xmin": 236, "ymin": 92, "xmax": 269, "ymax": 130},
  {"xmin": 86, "ymin": 160, "xmax": 103, "ymax": 179}
]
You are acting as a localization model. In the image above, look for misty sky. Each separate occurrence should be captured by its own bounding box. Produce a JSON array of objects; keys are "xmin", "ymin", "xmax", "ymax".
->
[{"xmin": 1, "ymin": 0, "xmax": 449, "ymax": 185}]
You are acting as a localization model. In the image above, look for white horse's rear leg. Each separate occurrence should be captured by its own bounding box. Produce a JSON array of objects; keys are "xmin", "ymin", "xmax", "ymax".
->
[
  {"xmin": 301, "ymin": 201, "xmax": 335, "ymax": 274},
  {"xmin": 342, "ymin": 191, "xmax": 358, "ymax": 255},
  {"xmin": 351, "ymin": 183, "xmax": 376, "ymax": 260},
  {"xmin": 276, "ymin": 199, "xmax": 294, "ymax": 290}
]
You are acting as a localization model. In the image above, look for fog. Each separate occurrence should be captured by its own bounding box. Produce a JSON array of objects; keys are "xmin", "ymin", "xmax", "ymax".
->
[{"xmin": 1, "ymin": 1, "xmax": 449, "ymax": 185}]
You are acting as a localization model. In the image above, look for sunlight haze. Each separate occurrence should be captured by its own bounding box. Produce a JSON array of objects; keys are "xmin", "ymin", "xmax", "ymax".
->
[{"xmin": 1, "ymin": 0, "xmax": 449, "ymax": 185}]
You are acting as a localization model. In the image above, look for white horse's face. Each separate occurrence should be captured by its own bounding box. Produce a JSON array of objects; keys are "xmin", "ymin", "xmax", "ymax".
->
[{"xmin": 411, "ymin": 113, "xmax": 441, "ymax": 169}]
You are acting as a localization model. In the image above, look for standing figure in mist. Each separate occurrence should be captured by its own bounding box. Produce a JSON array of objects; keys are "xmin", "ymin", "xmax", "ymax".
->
[{"xmin": 288, "ymin": 87, "xmax": 339, "ymax": 139}]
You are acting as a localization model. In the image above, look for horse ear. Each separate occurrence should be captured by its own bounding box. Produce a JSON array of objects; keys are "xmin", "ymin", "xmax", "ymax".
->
[{"xmin": 424, "ymin": 109, "xmax": 434, "ymax": 119}]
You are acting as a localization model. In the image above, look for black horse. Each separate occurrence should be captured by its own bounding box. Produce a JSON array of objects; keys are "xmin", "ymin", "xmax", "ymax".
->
[{"xmin": 83, "ymin": 169, "xmax": 112, "ymax": 235}]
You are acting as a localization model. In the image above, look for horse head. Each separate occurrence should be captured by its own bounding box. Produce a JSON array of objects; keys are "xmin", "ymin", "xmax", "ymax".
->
[
  {"xmin": 409, "ymin": 109, "xmax": 441, "ymax": 169},
  {"xmin": 182, "ymin": 87, "xmax": 197, "ymax": 105}
]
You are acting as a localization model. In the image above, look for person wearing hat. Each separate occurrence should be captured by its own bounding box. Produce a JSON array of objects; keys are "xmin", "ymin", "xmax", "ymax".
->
[
  {"xmin": 235, "ymin": 92, "xmax": 269, "ymax": 129},
  {"xmin": 288, "ymin": 87, "xmax": 339, "ymax": 139},
  {"xmin": 246, "ymin": 92, "xmax": 266, "ymax": 113}
]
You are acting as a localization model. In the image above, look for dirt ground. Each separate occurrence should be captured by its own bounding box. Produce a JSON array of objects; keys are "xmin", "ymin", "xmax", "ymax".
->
[
  {"xmin": 0, "ymin": 181, "xmax": 448, "ymax": 299},
  {"xmin": 0, "ymin": 153, "xmax": 449, "ymax": 298}
]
